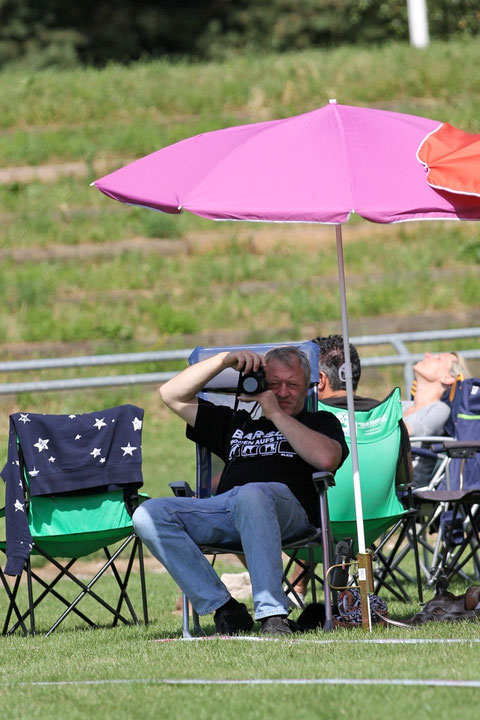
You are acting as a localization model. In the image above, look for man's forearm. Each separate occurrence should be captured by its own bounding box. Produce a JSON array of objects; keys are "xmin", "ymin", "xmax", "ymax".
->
[
  {"xmin": 159, "ymin": 351, "xmax": 229, "ymax": 424},
  {"xmin": 269, "ymin": 410, "xmax": 342, "ymax": 472}
]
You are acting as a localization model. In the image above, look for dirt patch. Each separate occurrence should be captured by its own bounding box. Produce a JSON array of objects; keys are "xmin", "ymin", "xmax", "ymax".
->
[
  {"xmin": 0, "ymin": 157, "xmax": 135, "ymax": 186},
  {"xmin": 0, "ymin": 237, "xmax": 186, "ymax": 263},
  {"xmin": 0, "ymin": 218, "xmax": 437, "ymax": 263},
  {"xmin": 0, "ymin": 308, "xmax": 478, "ymax": 366}
]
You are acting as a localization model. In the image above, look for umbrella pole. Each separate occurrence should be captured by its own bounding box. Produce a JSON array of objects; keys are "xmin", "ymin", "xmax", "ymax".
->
[{"xmin": 335, "ymin": 224, "xmax": 373, "ymax": 630}]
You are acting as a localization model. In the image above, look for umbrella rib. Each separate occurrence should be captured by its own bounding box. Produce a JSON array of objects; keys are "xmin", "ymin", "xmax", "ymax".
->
[{"xmin": 329, "ymin": 103, "xmax": 356, "ymax": 215}]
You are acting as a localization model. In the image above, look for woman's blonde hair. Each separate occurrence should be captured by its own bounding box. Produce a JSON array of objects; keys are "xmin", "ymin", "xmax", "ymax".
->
[{"xmin": 450, "ymin": 352, "xmax": 471, "ymax": 380}]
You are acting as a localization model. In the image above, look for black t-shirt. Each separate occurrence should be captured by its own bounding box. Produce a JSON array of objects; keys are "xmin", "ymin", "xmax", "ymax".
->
[{"xmin": 186, "ymin": 399, "xmax": 349, "ymax": 525}]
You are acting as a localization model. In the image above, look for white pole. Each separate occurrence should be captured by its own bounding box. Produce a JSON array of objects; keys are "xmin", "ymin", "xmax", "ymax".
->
[
  {"xmin": 335, "ymin": 225, "xmax": 366, "ymax": 555},
  {"xmin": 407, "ymin": 0, "xmax": 429, "ymax": 48}
]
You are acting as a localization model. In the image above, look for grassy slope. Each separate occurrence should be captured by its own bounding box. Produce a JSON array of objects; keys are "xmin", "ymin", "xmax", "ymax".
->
[{"xmin": 1, "ymin": 38, "xmax": 480, "ymax": 492}]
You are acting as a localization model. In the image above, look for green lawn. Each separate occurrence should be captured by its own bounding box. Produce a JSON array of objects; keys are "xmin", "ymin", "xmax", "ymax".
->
[{"xmin": 1, "ymin": 566, "xmax": 480, "ymax": 720}]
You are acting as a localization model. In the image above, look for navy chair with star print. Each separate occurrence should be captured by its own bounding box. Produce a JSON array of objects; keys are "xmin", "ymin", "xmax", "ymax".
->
[{"xmin": 0, "ymin": 404, "xmax": 149, "ymax": 636}]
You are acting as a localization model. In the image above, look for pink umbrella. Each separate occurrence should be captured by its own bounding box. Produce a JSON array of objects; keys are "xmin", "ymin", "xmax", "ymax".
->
[
  {"xmin": 94, "ymin": 100, "xmax": 480, "ymax": 223},
  {"xmin": 94, "ymin": 100, "xmax": 480, "ymax": 622}
]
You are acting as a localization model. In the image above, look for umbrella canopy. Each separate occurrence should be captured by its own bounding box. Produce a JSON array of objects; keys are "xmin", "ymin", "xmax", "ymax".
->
[
  {"xmin": 93, "ymin": 100, "xmax": 480, "ymax": 573},
  {"xmin": 417, "ymin": 122, "xmax": 480, "ymax": 198},
  {"xmin": 94, "ymin": 100, "xmax": 480, "ymax": 223}
]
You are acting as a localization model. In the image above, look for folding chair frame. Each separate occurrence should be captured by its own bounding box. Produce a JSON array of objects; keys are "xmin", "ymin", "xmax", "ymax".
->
[
  {"xmin": 410, "ymin": 440, "xmax": 480, "ymax": 587},
  {"xmin": 369, "ymin": 440, "xmax": 424, "ymax": 604},
  {"xmin": 1, "ymin": 533, "xmax": 148, "ymax": 636},
  {"xmin": 371, "ymin": 506, "xmax": 423, "ymax": 603}
]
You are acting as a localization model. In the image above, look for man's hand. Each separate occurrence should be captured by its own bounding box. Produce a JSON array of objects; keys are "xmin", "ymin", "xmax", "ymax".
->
[
  {"xmin": 238, "ymin": 389, "xmax": 281, "ymax": 421},
  {"xmin": 239, "ymin": 389, "xmax": 342, "ymax": 473},
  {"xmin": 222, "ymin": 350, "xmax": 266, "ymax": 374},
  {"xmin": 160, "ymin": 350, "xmax": 267, "ymax": 428}
]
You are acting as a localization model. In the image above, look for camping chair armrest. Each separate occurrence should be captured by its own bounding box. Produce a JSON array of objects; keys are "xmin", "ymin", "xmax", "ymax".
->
[
  {"xmin": 412, "ymin": 440, "xmax": 480, "ymax": 459},
  {"xmin": 311, "ymin": 471, "xmax": 335, "ymax": 494},
  {"xmin": 440, "ymin": 440, "xmax": 480, "ymax": 459},
  {"xmin": 169, "ymin": 481, "xmax": 196, "ymax": 498}
]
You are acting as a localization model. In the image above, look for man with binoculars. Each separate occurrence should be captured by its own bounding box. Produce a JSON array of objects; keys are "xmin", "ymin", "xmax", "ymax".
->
[{"xmin": 133, "ymin": 345, "xmax": 348, "ymax": 636}]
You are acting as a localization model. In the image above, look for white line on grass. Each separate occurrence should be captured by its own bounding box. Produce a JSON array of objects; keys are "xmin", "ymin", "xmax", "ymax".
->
[
  {"xmin": 153, "ymin": 636, "xmax": 480, "ymax": 645},
  {"xmin": 11, "ymin": 678, "xmax": 480, "ymax": 688}
]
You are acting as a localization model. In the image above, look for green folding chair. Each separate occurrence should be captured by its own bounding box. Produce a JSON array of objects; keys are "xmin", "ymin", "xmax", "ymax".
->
[
  {"xmin": 322, "ymin": 388, "xmax": 422, "ymax": 603},
  {"xmin": 0, "ymin": 406, "xmax": 149, "ymax": 636},
  {"xmin": 286, "ymin": 389, "xmax": 422, "ymax": 604}
]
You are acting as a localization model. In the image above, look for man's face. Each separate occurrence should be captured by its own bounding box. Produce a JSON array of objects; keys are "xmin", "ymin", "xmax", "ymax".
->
[
  {"xmin": 414, "ymin": 352, "xmax": 456, "ymax": 384},
  {"xmin": 265, "ymin": 358, "xmax": 308, "ymax": 416}
]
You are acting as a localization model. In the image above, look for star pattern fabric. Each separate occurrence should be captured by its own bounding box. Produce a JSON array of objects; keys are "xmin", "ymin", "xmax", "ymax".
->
[
  {"xmin": 120, "ymin": 443, "xmax": 137, "ymax": 457},
  {"xmin": 1, "ymin": 404, "xmax": 144, "ymax": 576},
  {"xmin": 34, "ymin": 438, "xmax": 49, "ymax": 453}
]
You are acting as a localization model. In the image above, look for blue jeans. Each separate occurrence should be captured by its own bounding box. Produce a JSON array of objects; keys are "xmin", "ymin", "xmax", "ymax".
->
[{"xmin": 132, "ymin": 482, "xmax": 314, "ymax": 620}]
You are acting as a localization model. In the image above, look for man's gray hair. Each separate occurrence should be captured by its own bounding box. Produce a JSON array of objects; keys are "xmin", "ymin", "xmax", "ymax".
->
[{"xmin": 264, "ymin": 346, "xmax": 311, "ymax": 389}]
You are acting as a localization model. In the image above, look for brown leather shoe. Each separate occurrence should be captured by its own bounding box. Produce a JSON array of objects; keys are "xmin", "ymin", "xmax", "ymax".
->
[{"xmin": 260, "ymin": 615, "xmax": 293, "ymax": 636}]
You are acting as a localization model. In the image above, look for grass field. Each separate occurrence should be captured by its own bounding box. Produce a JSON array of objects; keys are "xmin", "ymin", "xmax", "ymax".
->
[
  {"xmin": 2, "ymin": 565, "xmax": 480, "ymax": 720},
  {"xmin": 1, "ymin": 37, "xmax": 480, "ymax": 719}
]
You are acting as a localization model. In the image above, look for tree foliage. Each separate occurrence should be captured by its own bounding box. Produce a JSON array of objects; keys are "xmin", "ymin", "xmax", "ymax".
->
[{"xmin": 0, "ymin": 0, "xmax": 479, "ymax": 68}]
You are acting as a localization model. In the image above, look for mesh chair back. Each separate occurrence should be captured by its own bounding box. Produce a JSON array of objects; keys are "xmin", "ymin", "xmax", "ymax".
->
[{"xmin": 319, "ymin": 388, "xmax": 406, "ymax": 548}]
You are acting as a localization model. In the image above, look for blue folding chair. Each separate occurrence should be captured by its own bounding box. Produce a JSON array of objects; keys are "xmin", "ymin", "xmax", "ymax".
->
[{"xmin": 169, "ymin": 341, "xmax": 336, "ymax": 636}]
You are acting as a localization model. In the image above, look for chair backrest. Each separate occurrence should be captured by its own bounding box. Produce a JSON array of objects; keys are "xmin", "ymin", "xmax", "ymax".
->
[
  {"xmin": 188, "ymin": 341, "xmax": 319, "ymax": 498},
  {"xmin": 1, "ymin": 405, "xmax": 144, "ymax": 573},
  {"xmin": 443, "ymin": 377, "xmax": 480, "ymax": 491},
  {"xmin": 319, "ymin": 388, "xmax": 406, "ymax": 548}
]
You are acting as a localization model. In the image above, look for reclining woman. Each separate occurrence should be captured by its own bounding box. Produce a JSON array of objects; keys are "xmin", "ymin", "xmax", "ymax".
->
[{"xmin": 402, "ymin": 351, "xmax": 470, "ymax": 488}]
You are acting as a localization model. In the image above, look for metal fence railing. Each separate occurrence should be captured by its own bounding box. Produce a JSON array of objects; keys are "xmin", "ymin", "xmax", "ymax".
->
[{"xmin": 0, "ymin": 327, "xmax": 479, "ymax": 396}]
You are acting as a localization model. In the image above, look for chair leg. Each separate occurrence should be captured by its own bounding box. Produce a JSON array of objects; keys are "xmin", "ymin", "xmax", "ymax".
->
[
  {"xmin": 181, "ymin": 595, "xmax": 205, "ymax": 638},
  {"xmin": 318, "ymin": 491, "xmax": 334, "ymax": 632},
  {"xmin": 106, "ymin": 542, "xmax": 139, "ymax": 627},
  {"xmin": 44, "ymin": 536, "xmax": 136, "ymax": 635},
  {"xmin": 137, "ymin": 537, "xmax": 149, "ymax": 626},
  {"xmin": 442, "ymin": 504, "xmax": 480, "ymax": 582},
  {"xmin": 109, "ymin": 535, "xmax": 149, "ymax": 627},
  {"xmin": 282, "ymin": 551, "xmax": 309, "ymax": 608},
  {"xmin": 408, "ymin": 514, "xmax": 424, "ymax": 604},
  {"xmin": 182, "ymin": 594, "xmax": 193, "ymax": 638},
  {"xmin": 433, "ymin": 504, "xmax": 471, "ymax": 583},
  {"xmin": 2, "ymin": 538, "xmax": 149, "ymax": 636},
  {"xmin": 5, "ymin": 557, "xmax": 96, "ymax": 636},
  {"xmin": 9, "ymin": 566, "xmax": 97, "ymax": 635},
  {"xmin": 0, "ymin": 567, "xmax": 28, "ymax": 636},
  {"xmin": 26, "ymin": 559, "xmax": 35, "ymax": 636},
  {"xmin": 374, "ymin": 527, "xmax": 412, "ymax": 603},
  {"xmin": 308, "ymin": 547, "xmax": 317, "ymax": 604}
]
